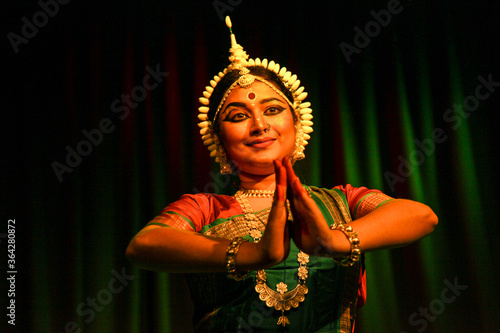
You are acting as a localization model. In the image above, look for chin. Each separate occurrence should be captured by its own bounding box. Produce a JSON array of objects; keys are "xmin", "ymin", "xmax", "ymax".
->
[
  {"xmin": 234, "ymin": 158, "xmax": 275, "ymax": 175},
  {"xmin": 230, "ymin": 147, "xmax": 294, "ymax": 173}
]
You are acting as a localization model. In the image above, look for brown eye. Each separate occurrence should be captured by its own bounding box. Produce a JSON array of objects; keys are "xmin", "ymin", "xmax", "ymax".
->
[
  {"xmin": 224, "ymin": 112, "xmax": 249, "ymax": 122},
  {"xmin": 265, "ymin": 106, "xmax": 285, "ymax": 115},
  {"xmin": 233, "ymin": 113, "xmax": 248, "ymax": 120}
]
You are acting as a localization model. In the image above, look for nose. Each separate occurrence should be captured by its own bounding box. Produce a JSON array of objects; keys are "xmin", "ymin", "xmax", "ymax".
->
[{"xmin": 251, "ymin": 116, "xmax": 270, "ymax": 134}]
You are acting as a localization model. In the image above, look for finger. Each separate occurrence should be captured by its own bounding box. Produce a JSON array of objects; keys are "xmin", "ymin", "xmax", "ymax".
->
[
  {"xmin": 282, "ymin": 156, "xmax": 298, "ymax": 184},
  {"xmin": 268, "ymin": 162, "xmax": 288, "ymax": 235},
  {"xmin": 282, "ymin": 156, "xmax": 296, "ymax": 200},
  {"xmin": 273, "ymin": 159, "xmax": 287, "ymax": 203},
  {"xmin": 282, "ymin": 156, "xmax": 309, "ymax": 200},
  {"xmin": 274, "ymin": 159, "xmax": 287, "ymax": 188}
]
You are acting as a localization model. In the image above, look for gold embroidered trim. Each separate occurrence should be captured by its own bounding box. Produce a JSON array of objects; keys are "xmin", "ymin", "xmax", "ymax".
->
[
  {"xmin": 308, "ymin": 187, "xmax": 362, "ymax": 332},
  {"xmin": 203, "ymin": 210, "xmax": 269, "ymax": 240},
  {"xmin": 356, "ymin": 193, "xmax": 393, "ymax": 219},
  {"xmin": 149, "ymin": 214, "xmax": 194, "ymax": 231}
]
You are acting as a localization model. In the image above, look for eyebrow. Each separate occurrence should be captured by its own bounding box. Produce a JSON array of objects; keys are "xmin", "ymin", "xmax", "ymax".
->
[
  {"xmin": 224, "ymin": 102, "xmax": 247, "ymax": 110},
  {"xmin": 259, "ymin": 97, "xmax": 287, "ymax": 105},
  {"xmin": 221, "ymin": 97, "xmax": 287, "ymax": 117}
]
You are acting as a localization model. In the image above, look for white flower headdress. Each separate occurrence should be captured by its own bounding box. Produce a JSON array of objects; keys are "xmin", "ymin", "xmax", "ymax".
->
[{"xmin": 198, "ymin": 16, "xmax": 313, "ymax": 173}]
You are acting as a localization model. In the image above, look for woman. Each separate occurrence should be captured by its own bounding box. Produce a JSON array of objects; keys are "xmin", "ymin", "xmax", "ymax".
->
[{"xmin": 126, "ymin": 17, "xmax": 438, "ymax": 332}]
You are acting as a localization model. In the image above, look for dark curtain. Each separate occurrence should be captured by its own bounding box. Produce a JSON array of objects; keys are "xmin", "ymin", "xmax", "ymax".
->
[{"xmin": 3, "ymin": 1, "xmax": 499, "ymax": 332}]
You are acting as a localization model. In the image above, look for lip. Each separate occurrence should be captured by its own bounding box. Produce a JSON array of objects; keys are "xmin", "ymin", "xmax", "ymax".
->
[{"xmin": 245, "ymin": 137, "xmax": 276, "ymax": 149}]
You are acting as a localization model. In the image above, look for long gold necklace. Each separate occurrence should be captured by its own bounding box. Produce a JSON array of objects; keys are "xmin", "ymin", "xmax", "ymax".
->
[{"xmin": 234, "ymin": 188, "xmax": 309, "ymax": 327}]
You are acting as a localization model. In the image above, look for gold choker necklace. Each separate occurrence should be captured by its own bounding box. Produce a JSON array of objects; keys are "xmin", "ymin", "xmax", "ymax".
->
[
  {"xmin": 238, "ymin": 187, "xmax": 275, "ymax": 198},
  {"xmin": 234, "ymin": 189, "xmax": 309, "ymax": 327}
]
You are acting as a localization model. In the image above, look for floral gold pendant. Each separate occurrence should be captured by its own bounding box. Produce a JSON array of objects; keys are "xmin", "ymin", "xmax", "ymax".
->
[{"xmin": 255, "ymin": 270, "xmax": 309, "ymax": 326}]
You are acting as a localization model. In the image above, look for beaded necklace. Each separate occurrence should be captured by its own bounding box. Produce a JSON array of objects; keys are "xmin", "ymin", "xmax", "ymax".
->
[{"xmin": 234, "ymin": 188, "xmax": 309, "ymax": 327}]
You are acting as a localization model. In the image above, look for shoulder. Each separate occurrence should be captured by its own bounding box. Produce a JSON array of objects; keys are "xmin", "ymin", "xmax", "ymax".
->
[
  {"xmin": 159, "ymin": 192, "xmax": 242, "ymax": 228},
  {"xmin": 168, "ymin": 192, "xmax": 237, "ymax": 212},
  {"xmin": 308, "ymin": 184, "xmax": 380, "ymax": 200},
  {"xmin": 309, "ymin": 184, "xmax": 393, "ymax": 219}
]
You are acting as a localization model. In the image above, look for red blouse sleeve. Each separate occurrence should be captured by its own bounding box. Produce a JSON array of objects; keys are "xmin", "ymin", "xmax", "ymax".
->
[
  {"xmin": 333, "ymin": 184, "xmax": 394, "ymax": 220},
  {"xmin": 146, "ymin": 193, "xmax": 242, "ymax": 232},
  {"xmin": 332, "ymin": 185, "xmax": 393, "ymax": 310}
]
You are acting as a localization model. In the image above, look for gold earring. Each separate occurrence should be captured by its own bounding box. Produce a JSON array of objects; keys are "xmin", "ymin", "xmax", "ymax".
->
[
  {"xmin": 290, "ymin": 123, "xmax": 305, "ymax": 164},
  {"xmin": 217, "ymin": 144, "xmax": 233, "ymax": 174}
]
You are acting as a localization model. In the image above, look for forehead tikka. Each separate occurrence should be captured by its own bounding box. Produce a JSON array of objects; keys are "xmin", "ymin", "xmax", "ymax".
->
[
  {"xmin": 236, "ymin": 67, "xmax": 257, "ymax": 105},
  {"xmin": 238, "ymin": 67, "xmax": 254, "ymax": 88},
  {"xmin": 197, "ymin": 16, "xmax": 313, "ymax": 166}
]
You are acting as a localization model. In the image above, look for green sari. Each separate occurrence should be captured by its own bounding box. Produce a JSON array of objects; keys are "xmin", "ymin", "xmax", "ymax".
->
[{"xmin": 148, "ymin": 185, "xmax": 392, "ymax": 332}]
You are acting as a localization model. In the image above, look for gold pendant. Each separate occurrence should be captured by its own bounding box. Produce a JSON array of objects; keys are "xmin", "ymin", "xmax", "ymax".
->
[
  {"xmin": 255, "ymin": 270, "xmax": 309, "ymax": 325},
  {"xmin": 277, "ymin": 312, "xmax": 290, "ymax": 326}
]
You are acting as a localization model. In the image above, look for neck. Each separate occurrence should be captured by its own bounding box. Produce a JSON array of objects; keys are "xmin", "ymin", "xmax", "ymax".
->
[{"xmin": 238, "ymin": 171, "xmax": 276, "ymax": 191}]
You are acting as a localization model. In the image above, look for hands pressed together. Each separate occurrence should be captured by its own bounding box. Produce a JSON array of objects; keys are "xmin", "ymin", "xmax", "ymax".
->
[
  {"xmin": 126, "ymin": 153, "xmax": 437, "ymax": 276},
  {"xmin": 256, "ymin": 156, "xmax": 345, "ymax": 267},
  {"xmin": 127, "ymin": 155, "xmax": 437, "ymax": 274}
]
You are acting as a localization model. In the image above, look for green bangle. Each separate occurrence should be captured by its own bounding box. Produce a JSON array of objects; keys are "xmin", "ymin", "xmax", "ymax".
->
[
  {"xmin": 330, "ymin": 224, "xmax": 361, "ymax": 267},
  {"xmin": 226, "ymin": 237, "xmax": 248, "ymax": 281}
]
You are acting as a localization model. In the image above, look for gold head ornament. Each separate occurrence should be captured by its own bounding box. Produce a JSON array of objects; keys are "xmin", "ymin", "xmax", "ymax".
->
[{"xmin": 197, "ymin": 16, "xmax": 313, "ymax": 173}]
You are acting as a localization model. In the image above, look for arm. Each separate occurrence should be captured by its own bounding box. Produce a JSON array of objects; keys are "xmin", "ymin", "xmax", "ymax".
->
[
  {"xmin": 125, "ymin": 160, "xmax": 291, "ymax": 273},
  {"xmin": 282, "ymin": 157, "xmax": 438, "ymax": 256},
  {"xmin": 322, "ymin": 199, "xmax": 438, "ymax": 256},
  {"xmin": 126, "ymin": 225, "xmax": 257, "ymax": 273},
  {"xmin": 341, "ymin": 198, "xmax": 437, "ymax": 252}
]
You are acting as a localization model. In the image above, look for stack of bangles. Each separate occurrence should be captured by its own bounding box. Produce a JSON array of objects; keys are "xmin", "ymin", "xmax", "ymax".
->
[
  {"xmin": 225, "ymin": 237, "xmax": 249, "ymax": 281},
  {"xmin": 330, "ymin": 223, "xmax": 361, "ymax": 267}
]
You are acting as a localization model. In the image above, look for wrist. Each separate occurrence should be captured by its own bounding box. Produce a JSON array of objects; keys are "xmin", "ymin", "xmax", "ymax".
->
[
  {"xmin": 230, "ymin": 240, "xmax": 280, "ymax": 272},
  {"xmin": 326, "ymin": 229, "xmax": 352, "ymax": 257},
  {"xmin": 225, "ymin": 237, "xmax": 249, "ymax": 281},
  {"xmin": 329, "ymin": 224, "xmax": 361, "ymax": 267},
  {"xmin": 254, "ymin": 240, "xmax": 285, "ymax": 269}
]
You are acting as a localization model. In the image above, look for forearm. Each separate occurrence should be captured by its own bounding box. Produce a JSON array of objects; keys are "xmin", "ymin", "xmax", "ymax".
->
[
  {"xmin": 327, "ymin": 199, "xmax": 438, "ymax": 255},
  {"xmin": 125, "ymin": 226, "xmax": 278, "ymax": 274}
]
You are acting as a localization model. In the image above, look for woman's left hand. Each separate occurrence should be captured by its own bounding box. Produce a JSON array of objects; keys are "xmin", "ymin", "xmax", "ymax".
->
[{"xmin": 282, "ymin": 157, "xmax": 343, "ymax": 257}]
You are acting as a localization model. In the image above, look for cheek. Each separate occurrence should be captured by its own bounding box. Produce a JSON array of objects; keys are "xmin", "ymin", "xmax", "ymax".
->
[
  {"xmin": 286, "ymin": 126, "xmax": 297, "ymax": 150},
  {"xmin": 218, "ymin": 124, "xmax": 243, "ymax": 153},
  {"xmin": 218, "ymin": 119, "xmax": 231, "ymax": 142},
  {"xmin": 277, "ymin": 117, "xmax": 297, "ymax": 146}
]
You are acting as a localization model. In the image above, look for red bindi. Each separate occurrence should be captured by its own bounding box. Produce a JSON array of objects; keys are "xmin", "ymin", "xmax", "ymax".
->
[{"xmin": 248, "ymin": 92, "xmax": 256, "ymax": 100}]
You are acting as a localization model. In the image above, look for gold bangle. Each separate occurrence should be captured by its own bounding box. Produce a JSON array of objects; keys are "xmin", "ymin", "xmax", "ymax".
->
[
  {"xmin": 226, "ymin": 237, "xmax": 248, "ymax": 281},
  {"xmin": 330, "ymin": 224, "xmax": 361, "ymax": 267}
]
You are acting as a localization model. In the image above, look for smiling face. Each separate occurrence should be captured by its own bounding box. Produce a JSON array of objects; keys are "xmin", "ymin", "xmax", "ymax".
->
[{"xmin": 217, "ymin": 81, "xmax": 297, "ymax": 175}]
